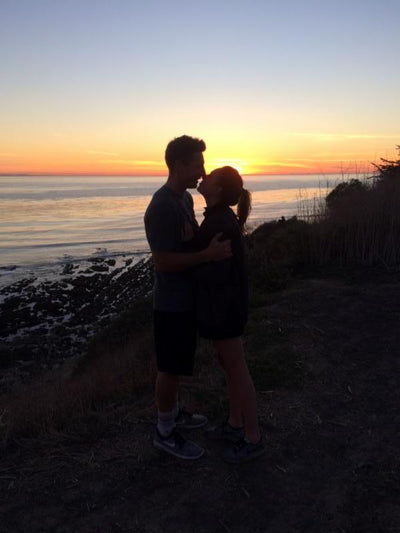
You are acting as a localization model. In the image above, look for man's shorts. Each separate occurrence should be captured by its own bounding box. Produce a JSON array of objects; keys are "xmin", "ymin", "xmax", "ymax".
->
[
  {"xmin": 199, "ymin": 319, "xmax": 245, "ymax": 341},
  {"xmin": 153, "ymin": 310, "xmax": 197, "ymax": 376}
]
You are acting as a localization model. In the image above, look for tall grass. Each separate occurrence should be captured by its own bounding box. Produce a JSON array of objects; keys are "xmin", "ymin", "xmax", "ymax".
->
[
  {"xmin": 247, "ymin": 165, "xmax": 400, "ymax": 292},
  {"xmin": 296, "ymin": 172, "xmax": 400, "ymax": 269}
]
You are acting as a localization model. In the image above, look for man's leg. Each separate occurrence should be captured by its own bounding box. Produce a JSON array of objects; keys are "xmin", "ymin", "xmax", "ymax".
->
[
  {"xmin": 155, "ymin": 371, "xmax": 208, "ymax": 432},
  {"xmin": 153, "ymin": 369, "xmax": 205, "ymax": 459},
  {"xmin": 156, "ymin": 372, "xmax": 179, "ymax": 412},
  {"xmin": 152, "ymin": 311, "xmax": 205, "ymax": 459},
  {"xmin": 155, "ymin": 372, "xmax": 179, "ymax": 437}
]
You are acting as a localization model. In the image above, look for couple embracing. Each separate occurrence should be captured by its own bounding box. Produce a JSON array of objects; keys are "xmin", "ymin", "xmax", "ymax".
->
[{"xmin": 144, "ymin": 135, "xmax": 265, "ymax": 463}]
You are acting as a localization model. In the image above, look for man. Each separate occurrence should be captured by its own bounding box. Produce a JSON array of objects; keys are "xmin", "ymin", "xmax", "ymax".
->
[{"xmin": 144, "ymin": 135, "xmax": 231, "ymax": 459}]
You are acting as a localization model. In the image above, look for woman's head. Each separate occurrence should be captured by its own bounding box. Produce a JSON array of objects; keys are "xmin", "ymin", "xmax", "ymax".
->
[{"xmin": 198, "ymin": 166, "xmax": 252, "ymax": 229}]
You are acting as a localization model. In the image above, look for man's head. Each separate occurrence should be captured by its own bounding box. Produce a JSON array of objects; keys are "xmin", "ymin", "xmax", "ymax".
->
[{"xmin": 165, "ymin": 135, "xmax": 206, "ymax": 189}]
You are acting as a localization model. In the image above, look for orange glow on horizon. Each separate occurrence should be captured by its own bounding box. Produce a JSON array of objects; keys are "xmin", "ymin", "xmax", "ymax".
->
[
  {"xmin": 0, "ymin": 158, "xmax": 377, "ymax": 176},
  {"xmin": 0, "ymin": 136, "xmax": 393, "ymax": 176}
]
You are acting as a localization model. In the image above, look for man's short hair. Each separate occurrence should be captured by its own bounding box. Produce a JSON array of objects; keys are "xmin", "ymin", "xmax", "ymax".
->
[{"xmin": 165, "ymin": 135, "xmax": 206, "ymax": 171}]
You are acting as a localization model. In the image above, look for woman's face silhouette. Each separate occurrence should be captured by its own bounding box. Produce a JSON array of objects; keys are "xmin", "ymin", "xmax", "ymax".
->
[{"xmin": 197, "ymin": 169, "xmax": 222, "ymax": 204}]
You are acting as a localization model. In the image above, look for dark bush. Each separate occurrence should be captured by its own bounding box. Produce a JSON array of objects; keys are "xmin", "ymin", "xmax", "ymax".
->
[{"xmin": 326, "ymin": 179, "xmax": 369, "ymax": 219}]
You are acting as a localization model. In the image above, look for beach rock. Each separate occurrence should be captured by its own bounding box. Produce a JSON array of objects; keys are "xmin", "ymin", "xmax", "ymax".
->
[
  {"xmin": 71, "ymin": 275, "xmax": 91, "ymax": 287},
  {"xmin": 0, "ymin": 257, "xmax": 153, "ymax": 388},
  {"xmin": 62, "ymin": 263, "xmax": 74, "ymax": 275},
  {"xmin": 90, "ymin": 265, "xmax": 109, "ymax": 273}
]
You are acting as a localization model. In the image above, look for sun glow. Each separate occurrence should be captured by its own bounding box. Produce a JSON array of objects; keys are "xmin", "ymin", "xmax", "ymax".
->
[
  {"xmin": 0, "ymin": 130, "xmax": 396, "ymax": 176},
  {"xmin": 206, "ymin": 158, "xmax": 249, "ymax": 175}
]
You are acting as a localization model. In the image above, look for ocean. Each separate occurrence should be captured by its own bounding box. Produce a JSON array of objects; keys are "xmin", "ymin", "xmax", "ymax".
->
[{"xmin": 0, "ymin": 174, "xmax": 339, "ymax": 287}]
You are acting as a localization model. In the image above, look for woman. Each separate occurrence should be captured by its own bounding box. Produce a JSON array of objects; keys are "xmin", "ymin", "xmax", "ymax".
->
[{"xmin": 196, "ymin": 166, "xmax": 265, "ymax": 463}]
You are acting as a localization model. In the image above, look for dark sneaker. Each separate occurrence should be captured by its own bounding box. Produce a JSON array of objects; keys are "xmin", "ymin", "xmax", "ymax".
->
[
  {"xmin": 222, "ymin": 437, "xmax": 266, "ymax": 464},
  {"xmin": 175, "ymin": 407, "xmax": 208, "ymax": 429},
  {"xmin": 153, "ymin": 429, "xmax": 204, "ymax": 460},
  {"xmin": 204, "ymin": 422, "xmax": 245, "ymax": 443}
]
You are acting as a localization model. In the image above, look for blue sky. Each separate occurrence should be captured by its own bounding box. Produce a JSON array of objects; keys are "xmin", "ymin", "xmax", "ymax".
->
[{"xmin": 1, "ymin": 0, "xmax": 399, "ymax": 174}]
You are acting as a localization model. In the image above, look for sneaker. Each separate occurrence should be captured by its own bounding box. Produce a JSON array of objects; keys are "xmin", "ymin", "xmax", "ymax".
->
[
  {"xmin": 204, "ymin": 422, "xmax": 245, "ymax": 443},
  {"xmin": 175, "ymin": 407, "xmax": 208, "ymax": 429},
  {"xmin": 153, "ymin": 428, "xmax": 205, "ymax": 460},
  {"xmin": 222, "ymin": 437, "xmax": 266, "ymax": 464}
]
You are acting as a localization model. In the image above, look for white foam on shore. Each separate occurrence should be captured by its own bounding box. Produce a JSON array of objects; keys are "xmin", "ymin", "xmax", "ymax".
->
[{"xmin": 0, "ymin": 252, "xmax": 150, "ymax": 293}]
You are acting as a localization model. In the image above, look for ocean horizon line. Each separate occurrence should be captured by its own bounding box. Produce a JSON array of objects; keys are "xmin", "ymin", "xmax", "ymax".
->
[{"xmin": 0, "ymin": 171, "xmax": 367, "ymax": 178}]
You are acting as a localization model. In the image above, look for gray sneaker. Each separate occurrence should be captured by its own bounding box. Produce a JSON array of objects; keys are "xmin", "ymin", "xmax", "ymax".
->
[
  {"xmin": 204, "ymin": 422, "xmax": 245, "ymax": 443},
  {"xmin": 222, "ymin": 437, "xmax": 266, "ymax": 464},
  {"xmin": 175, "ymin": 407, "xmax": 208, "ymax": 429},
  {"xmin": 153, "ymin": 429, "xmax": 204, "ymax": 460}
]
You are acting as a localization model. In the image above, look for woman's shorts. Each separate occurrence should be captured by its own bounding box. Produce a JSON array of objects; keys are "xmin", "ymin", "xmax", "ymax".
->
[{"xmin": 153, "ymin": 310, "xmax": 197, "ymax": 376}]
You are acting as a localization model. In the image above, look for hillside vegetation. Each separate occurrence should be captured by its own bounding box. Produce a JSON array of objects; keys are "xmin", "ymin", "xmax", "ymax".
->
[{"xmin": 249, "ymin": 146, "xmax": 400, "ymax": 278}]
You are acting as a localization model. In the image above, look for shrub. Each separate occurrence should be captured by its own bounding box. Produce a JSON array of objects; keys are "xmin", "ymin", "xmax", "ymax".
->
[
  {"xmin": 248, "ymin": 217, "xmax": 312, "ymax": 280},
  {"xmin": 325, "ymin": 179, "xmax": 369, "ymax": 219},
  {"xmin": 373, "ymin": 145, "xmax": 400, "ymax": 188},
  {"xmin": 296, "ymin": 146, "xmax": 400, "ymax": 269}
]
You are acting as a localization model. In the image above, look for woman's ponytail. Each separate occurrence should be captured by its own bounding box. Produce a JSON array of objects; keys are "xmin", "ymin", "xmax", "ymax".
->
[
  {"xmin": 237, "ymin": 188, "xmax": 252, "ymax": 231},
  {"xmin": 215, "ymin": 166, "xmax": 251, "ymax": 231}
]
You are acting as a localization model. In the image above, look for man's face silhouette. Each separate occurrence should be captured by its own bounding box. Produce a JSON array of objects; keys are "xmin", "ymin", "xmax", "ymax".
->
[{"xmin": 177, "ymin": 151, "xmax": 205, "ymax": 189}]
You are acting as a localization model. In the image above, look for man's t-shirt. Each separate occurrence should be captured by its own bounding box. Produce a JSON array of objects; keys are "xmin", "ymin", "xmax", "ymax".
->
[{"xmin": 144, "ymin": 184, "xmax": 199, "ymax": 312}]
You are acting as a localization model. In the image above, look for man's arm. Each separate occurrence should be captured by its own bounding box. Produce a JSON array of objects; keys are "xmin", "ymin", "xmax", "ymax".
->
[{"xmin": 152, "ymin": 233, "xmax": 231, "ymax": 273}]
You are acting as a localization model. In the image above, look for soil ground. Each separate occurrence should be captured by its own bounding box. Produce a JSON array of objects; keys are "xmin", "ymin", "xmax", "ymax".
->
[{"xmin": 1, "ymin": 277, "xmax": 400, "ymax": 533}]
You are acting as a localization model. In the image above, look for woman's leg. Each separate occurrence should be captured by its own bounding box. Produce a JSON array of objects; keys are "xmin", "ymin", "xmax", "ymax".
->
[
  {"xmin": 214, "ymin": 337, "xmax": 261, "ymax": 443},
  {"xmin": 215, "ymin": 348, "xmax": 243, "ymax": 429}
]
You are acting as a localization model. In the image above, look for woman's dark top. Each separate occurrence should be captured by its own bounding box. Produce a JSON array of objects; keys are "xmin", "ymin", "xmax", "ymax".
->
[{"xmin": 195, "ymin": 204, "xmax": 248, "ymax": 340}]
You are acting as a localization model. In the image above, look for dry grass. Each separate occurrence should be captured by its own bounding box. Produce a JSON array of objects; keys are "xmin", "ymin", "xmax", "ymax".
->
[
  {"xmin": 0, "ymin": 304, "xmax": 156, "ymax": 441},
  {"xmin": 297, "ymin": 174, "xmax": 400, "ymax": 269},
  {"xmin": 0, "ymin": 293, "xmax": 305, "ymax": 443}
]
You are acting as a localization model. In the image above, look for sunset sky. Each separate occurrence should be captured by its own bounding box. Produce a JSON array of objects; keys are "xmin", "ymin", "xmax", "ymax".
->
[{"xmin": 1, "ymin": 0, "xmax": 399, "ymax": 176}]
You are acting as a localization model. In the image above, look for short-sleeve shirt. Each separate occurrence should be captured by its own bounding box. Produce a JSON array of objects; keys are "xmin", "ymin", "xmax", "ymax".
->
[{"xmin": 144, "ymin": 184, "xmax": 199, "ymax": 311}]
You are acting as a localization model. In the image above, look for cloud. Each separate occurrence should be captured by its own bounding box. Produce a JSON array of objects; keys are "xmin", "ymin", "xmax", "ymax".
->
[
  {"xmin": 289, "ymin": 133, "xmax": 400, "ymax": 140},
  {"xmin": 87, "ymin": 150, "xmax": 119, "ymax": 156},
  {"xmin": 342, "ymin": 134, "xmax": 399, "ymax": 140},
  {"xmin": 100, "ymin": 159, "xmax": 164, "ymax": 168},
  {"xmin": 263, "ymin": 161, "xmax": 311, "ymax": 168},
  {"xmin": 286, "ymin": 154, "xmax": 360, "ymax": 160}
]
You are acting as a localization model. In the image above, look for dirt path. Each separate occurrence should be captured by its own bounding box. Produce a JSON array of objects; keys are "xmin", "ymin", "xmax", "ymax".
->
[{"xmin": 1, "ymin": 278, "xmax": 400, "ymax": 532}]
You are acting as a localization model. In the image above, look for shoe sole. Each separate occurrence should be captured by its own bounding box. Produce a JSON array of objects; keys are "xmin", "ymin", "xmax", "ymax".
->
[{"xmin": 153, "ymin": 439, "xmax": 205, "ymax": 460}]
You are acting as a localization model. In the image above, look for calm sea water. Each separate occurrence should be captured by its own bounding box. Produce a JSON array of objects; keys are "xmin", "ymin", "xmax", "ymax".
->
[{"xmin": 0, "ymin": 174, "xmax": 340, "ymax": 285}]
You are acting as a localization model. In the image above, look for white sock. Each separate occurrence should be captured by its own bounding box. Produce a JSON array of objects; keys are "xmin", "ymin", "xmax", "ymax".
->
[{"xmin": 157, "ymin": 408, "xmax": 176, "ymax": 437}]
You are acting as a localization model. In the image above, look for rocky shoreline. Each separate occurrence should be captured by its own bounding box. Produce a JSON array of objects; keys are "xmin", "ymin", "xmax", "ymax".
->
[{"xmin": 0, "ymin": 255, "xmax": 153, "ymax": 390}]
